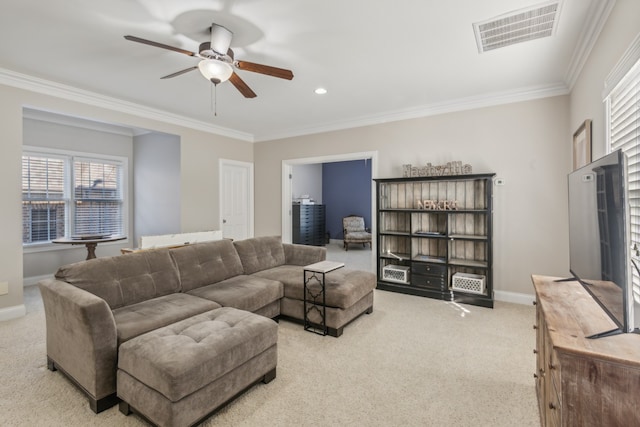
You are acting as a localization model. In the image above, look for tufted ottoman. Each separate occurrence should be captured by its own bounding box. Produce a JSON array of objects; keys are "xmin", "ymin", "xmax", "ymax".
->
[{"xmin": 117, "ymin": 307, "xmax": 278, "ymax": 427}]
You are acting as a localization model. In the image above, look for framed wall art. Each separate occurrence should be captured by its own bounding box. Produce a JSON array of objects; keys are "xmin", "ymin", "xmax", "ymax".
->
[{"xmin": 573, "ymin": 119, "xmax": 592, "ymax": 170}]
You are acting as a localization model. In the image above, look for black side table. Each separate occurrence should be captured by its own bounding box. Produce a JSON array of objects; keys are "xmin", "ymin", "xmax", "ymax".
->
[{"xmin": 303, "ymin": 261, "xmax": 344, "ymax": 335}]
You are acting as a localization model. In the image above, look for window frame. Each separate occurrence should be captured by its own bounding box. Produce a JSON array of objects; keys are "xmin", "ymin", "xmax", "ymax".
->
[
  {"xmin": 22, "ymin": 145, "xmax": 129, "ymax": 253},
  {"xmin": 604, "ymin": 34, "xmax": 640, "ymax": 304}
]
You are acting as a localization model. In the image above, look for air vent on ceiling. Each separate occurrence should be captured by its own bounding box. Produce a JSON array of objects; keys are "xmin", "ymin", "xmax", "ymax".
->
[{"xmin": 473, "ymin": 1, "xmax": 561, "ymax": 53}]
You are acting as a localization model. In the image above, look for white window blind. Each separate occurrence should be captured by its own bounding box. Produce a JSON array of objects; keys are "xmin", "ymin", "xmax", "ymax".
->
[
  {"xmin": 607, "ymin": 58, "xmax": 640, "ymax": 303},
  {"xmin": 22, "ymin": 150, "xmax": 125, "ymax": 245},
  {"xmin": 73, "ymin": 159, "xmax": 123, "ymax": 236},
  {"xmin": 22, "ymin": 155, "xmax": 67, "ymax": 243}
]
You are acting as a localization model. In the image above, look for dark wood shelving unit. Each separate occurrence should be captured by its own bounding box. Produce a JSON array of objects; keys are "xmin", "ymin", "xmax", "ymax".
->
[{"xmin": 374, "ymin": 173, "xmax": 495, "ymax": 308}]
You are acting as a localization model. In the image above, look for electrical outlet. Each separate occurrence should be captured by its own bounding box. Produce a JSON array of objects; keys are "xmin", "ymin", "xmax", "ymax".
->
[
  {"xmin": 0, "ymin": 281, "xmax": 8, "ymax": 296},
  {"xmin": 495, "ymin": 178, "xmax": 506, "ymax": 186}
]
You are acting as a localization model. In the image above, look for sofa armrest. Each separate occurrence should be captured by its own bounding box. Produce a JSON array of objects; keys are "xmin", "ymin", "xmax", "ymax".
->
[
  {"xmin": 283, "ymin": 243, "xmax": 327, "ymax": 266},
  {"xmin": 38, "ymin": 279, "xmax": 118, "ymax": 400}
]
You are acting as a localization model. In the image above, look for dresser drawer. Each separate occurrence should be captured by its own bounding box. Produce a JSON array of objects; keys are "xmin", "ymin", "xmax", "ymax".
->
[
  {"xmin": 411, "ymin": 273, "xmax": 447, "ymax": 289},
  {"xmin": 411, "ymin": 262, "xmax": 446, "ymax": 277}
]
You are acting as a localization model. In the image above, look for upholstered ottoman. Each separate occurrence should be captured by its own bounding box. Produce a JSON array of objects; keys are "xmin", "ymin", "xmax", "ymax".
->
[{"xmin": 117, "ymin": 307, "xmax": 278, "ymax": 427}]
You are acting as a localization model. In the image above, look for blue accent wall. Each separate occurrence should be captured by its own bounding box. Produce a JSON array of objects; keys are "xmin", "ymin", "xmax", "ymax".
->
[{"xmin": 322, "ymin": 160, "xmax": 372, "ymax": 239}]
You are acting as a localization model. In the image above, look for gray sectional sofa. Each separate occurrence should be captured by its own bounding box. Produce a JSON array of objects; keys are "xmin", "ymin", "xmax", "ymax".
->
[{"xmin": 39, "ymin": 236, "xmax": 376, "ymax": 421}]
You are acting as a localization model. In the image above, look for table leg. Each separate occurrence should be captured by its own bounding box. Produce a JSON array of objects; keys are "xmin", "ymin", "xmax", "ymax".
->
[
  {"xmin": 85, "ymin": 243, "xmax": 97, "ymax": 260},
  {"xmin": 303, "ymin": 270, "xmax": 327, "ymax": 335}
]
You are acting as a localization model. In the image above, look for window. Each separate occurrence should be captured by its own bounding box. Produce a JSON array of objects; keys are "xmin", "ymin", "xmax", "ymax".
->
[
  {"xmin": 73, "ymin": 159, "xmax": 123, "ymax": 236},
  {"xmin": 22, "ymin": 155, "xmax": 67, "ymax": 244},
  {"xmin": 22, "ymin": 148, "xmax": 126, "ymax": 245},
  {"xmin": 605, "ymin": 37, "xmax": 640, "ymax": 303}
]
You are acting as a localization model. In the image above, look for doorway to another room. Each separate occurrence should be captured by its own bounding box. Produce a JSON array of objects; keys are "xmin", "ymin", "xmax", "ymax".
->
[{"xmin": 282, "ymin": 152, "xmax": 377, "ymax": 272}]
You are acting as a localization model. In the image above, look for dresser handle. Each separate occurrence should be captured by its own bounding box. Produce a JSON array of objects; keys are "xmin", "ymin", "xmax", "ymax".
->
[
  {"xmin": 533, "ymin": 300, "xmax": 537, "ymax": 306},
  {"xmin": 549, "ymin": 403, "xmax": 556, "ymax": 410},
  {"xmin": 533, "ymin": 325, "xmax": 538, "ymax": 330},
  {"xmin": 533, "ymin": 349, "xmax": 538, "ymax": 354},
  {"xmin": 533, "ymin": 373, "xmax": 539, "ymax": 379}
]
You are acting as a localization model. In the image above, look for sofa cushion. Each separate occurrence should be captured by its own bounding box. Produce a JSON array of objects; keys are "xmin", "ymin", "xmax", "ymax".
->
[
  {"xmin": 254, "ymin": 266, "xmax": 376, "ymax": 309},
  {"xmin": 169, "ymin": 240, "xmax": 244, "ymax": 292},
  {"xmin": 233, "ymin": 236, "xmax": 286, "ymax": 275},
  {"xmin": 113, "ymin": 293, "xmax": 220, "ymax": 344},
  {"xmin": 283, "ymin": 243, "xmax": 327, "ymax": 266},
  {"xmin": 187, "ymin": 275, "xmax": 283, "ymax": 313},
  {"xmin": 55, "ymin": 249, "xmax": 180, "ymax": 310}
]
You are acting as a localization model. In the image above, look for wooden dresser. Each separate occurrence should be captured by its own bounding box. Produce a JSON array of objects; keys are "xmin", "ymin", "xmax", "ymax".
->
[{"xmin": 532, "ymin": 275, "xmax": 640, "ymax": 427}]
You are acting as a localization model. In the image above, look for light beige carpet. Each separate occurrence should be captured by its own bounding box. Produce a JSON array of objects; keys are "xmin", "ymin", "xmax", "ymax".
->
[{"xmin": 0, "ymin": 285, "xmax": 539, "ymax": 427}]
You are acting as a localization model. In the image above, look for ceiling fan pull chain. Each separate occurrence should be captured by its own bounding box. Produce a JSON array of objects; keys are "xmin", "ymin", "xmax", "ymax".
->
[{"xmin": 211, "ymin": 81, "xmax": 218, "ymax": 117}]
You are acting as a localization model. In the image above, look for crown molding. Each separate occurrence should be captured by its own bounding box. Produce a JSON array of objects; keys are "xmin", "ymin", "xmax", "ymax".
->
[
  {"xmin": 1, "ymin": 67, "xmax": 571, "ymax": 145},
  {"xmin": 23, "ymin": 107, "xmax": 146, "ymax": 137},
  {"xmin": 564, "ymin": 0, "xmax": 616, "ymax": 90},
  {"xmin": 603, "ymin": 31, "xmax": 640, "ymax": 98},
  {"xmin": 0, "ymin": 68, "xmax": 254, "ymax": 142},
  {"xmin": 253, "ymin": 83, "xmax": 570, "ymax": 142}
]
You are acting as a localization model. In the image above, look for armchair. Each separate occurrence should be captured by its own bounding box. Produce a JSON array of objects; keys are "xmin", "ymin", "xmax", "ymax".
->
[{"xmin": 342, "ymin": 215, "xmax": 372, "ymax": 251}]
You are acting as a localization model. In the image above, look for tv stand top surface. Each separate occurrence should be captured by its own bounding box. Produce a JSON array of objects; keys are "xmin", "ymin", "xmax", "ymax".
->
[{"xmin": 532, "ymin": 274, "xmax": 640, "ymax": 367}]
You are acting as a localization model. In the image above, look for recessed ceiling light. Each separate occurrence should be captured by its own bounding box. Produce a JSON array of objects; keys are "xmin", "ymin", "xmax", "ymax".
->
[{"xmin": 314, "ymin": 87, "xmax": 327, "ymax": 95}]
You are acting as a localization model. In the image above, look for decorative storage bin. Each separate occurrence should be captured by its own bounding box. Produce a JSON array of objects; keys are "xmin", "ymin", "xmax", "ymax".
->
[
  {"xmin": 382, "ymin": 265, "xmax": 410, "ymax": 284},
  {"xmin": 451, "ymin": 272, "xmax": 485, "ymax": 294}
]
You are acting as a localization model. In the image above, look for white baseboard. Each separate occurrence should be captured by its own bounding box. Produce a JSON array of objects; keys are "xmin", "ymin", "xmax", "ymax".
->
[
  {"xmin": 494, "ymin": 290, "xmax": 535, "ymax": 306},
  {"xmin": 0, "ymin": 275, "xmax": 47, "ymax": 321},
  {"xmin": 0, "ymin": 304, "xmax": 27, "ymax": 321}
]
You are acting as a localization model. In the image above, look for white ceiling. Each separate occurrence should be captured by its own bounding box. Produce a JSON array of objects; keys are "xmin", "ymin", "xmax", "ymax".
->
[{"xmin": 0, "ymin": 0, "xmax": 613, "ymax": 142}]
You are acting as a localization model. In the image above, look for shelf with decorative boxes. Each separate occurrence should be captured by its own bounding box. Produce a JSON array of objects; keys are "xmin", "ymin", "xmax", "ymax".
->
[{"xmin": 374, "ymin": 173, "xmax": 495, "ymax": 308}]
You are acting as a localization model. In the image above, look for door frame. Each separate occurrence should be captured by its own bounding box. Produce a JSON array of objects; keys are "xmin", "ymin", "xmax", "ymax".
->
[
  {"xmin": 282, "ymin": 150, "xmax": 378, "ymax": 254},
  {"xmin": 219, "ymin": 158, "xmax": 254, "ymax": 239}
]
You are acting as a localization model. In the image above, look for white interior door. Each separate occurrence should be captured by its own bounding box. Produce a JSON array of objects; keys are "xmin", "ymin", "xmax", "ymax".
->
[{"xmin": 220, "ymin": 159, "xmax": 254, "ymax": 241}]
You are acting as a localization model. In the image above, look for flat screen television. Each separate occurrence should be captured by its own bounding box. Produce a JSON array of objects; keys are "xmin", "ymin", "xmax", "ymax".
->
[{"xmin": 568, "ymin": 149, "xmax": 637, "ymax": 338}]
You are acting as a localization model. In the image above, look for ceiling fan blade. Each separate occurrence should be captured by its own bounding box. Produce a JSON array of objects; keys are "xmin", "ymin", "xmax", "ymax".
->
[
  {"xmin": 235, "ymin": 61, "xmax": 294, "ymax": 80},
  {"xmin": 210, "ymin": 23, "xmax": 233, "ymax": 56},
  {"xmin": 160, "ymin": 66, "xmax": 198, "ymax": 79},
  {"xmin": 229, "ymin": 72, "xmax": 257, "ymax": 98},
  {"xmin": 124, "ymin": 35, "xmax": 197, "ymax": 57}
]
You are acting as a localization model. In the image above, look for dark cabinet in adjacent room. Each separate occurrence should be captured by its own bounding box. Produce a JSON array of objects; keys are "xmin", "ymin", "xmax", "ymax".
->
[{"xmin": 292, "ymin": 204, "xmax": 326, "ymax": 246}]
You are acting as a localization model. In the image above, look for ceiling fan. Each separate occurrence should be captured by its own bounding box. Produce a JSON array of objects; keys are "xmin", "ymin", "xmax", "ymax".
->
[{"xmin": 124, "ymin": 23, "xmax": 294, "ymax": 98}]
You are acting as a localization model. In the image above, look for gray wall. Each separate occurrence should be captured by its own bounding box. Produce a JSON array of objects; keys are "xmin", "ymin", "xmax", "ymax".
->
[
  {"xmin": 292, "ymin": 164, "xmax": 322, "ymax": 203},
  {"xmin": 133, "ymin": 132, "xmax": 181, "ymax": 246}
]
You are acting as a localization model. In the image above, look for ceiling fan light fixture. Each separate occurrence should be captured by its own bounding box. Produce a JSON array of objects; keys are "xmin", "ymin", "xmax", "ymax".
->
[{"xmin": 198, "ymin": 59, "xmax": 233, "ymax": 84}]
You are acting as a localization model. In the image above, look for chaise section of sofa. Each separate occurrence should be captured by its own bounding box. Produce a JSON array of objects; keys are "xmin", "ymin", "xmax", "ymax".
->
[{"xmin": 233, "ymin": 236, "xmax": 375, "ymax": 336}]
